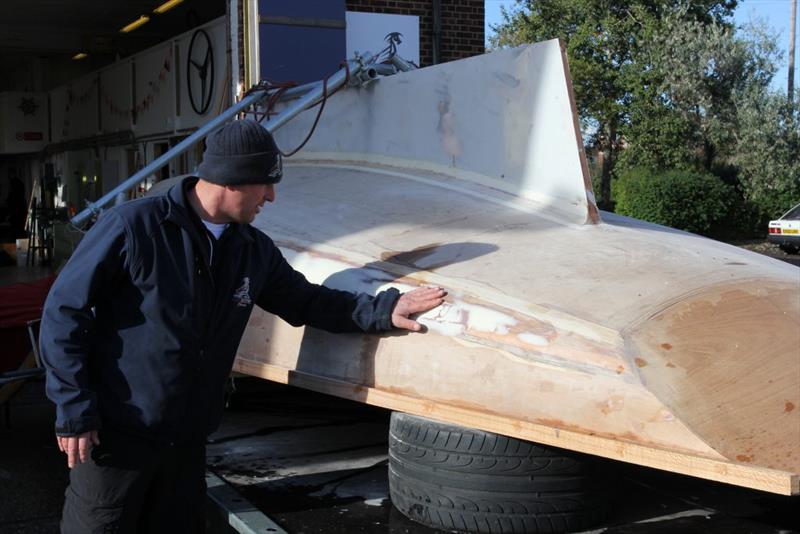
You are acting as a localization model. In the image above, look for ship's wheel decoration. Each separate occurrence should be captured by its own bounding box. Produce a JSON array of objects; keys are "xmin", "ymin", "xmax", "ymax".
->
[
  {"xmin": 18, "ymin": 97, "xmax": 39, "ymax": 116},
  {"xmin": 187, "ymin": 29, "xmax": 214, "ymax": 115}
]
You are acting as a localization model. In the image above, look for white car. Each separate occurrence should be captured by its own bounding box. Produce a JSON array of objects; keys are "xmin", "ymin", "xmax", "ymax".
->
[{"xmin": 768, "ymin": 202, "xmax": 800, "ymax": 254}]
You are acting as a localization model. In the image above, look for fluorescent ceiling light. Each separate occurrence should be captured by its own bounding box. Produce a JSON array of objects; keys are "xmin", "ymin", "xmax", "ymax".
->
[
  {"xmin": 120, "ymin": 15, "xmax": 150, "ymax": 33},
  {"xmin": 72, "ymin": 52, "xmax": 88, "ymax": 60},
  {"xmin": 153, "ymin": 0, "xmax": 184, "ymax": 14}
]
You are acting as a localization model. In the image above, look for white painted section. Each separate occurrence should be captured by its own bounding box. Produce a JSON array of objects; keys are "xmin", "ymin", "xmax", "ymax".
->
[
  {"xmin": 518, "ymin": 333, "xmax": 549, "ymax": 346},
  {"xmin": 346, "ymin": 11, "xmax": 420, "ymax": 65},
  {"xmin": 0, "ymin": 92, "xmax": 47, "ymax": 154},
  {"xmin": 229, "ymin": 0, "xmax": 241, "ymax": 103},
  {"xmin": 99, "ymin": 61, "xmax": 133, "ymax": 135},
  {"xmin": 50, "ymin": 73, "xmax": 99, "ymax": 143},
  {"xmin": 245, "ymin": 0, "xmax": 260, "ymax": 87},
  {"xmin": 46, "ymin": 17, "xmax": 228, "ymax": 143},
  {"xmin": 49, "ymin": 87, "xmax": 68, "ymax": 144},
  {"xmin": 133, "ymin": 44, "xmax": 176, "ymax": 136},
  {"xmin": 273, "ymin": 40, "xmax": 593, "ymax": 223},
  {"xmin": 175, "ymin": 20, "xmax": 230, "ymax": 130}
]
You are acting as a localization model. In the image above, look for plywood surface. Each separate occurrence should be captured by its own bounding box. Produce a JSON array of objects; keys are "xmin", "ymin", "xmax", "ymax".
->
[
  {"xmin": 237, "ymin": 162, "xmax": 800, "ymax": 494},
  {"xmin": 235, "ymin": 38, "xmax": 799, "ymax": 494}
]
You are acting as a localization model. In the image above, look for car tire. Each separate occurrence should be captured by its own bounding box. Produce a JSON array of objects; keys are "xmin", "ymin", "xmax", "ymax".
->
[
  {"xmin": 779, "ymin": 244, "xmax": 799, "ymax": 255},
  {"xmin": 388, "ymin": 412, "xmax": 608, "ymax": 533}
]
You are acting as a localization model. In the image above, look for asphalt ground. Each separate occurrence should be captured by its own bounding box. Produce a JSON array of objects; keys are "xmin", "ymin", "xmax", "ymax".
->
[{"xmin": 734, "ymin": 240, "xmax": 800, "ymax": 267}]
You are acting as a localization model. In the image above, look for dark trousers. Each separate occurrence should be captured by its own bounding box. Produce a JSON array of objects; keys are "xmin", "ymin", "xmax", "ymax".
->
[{"xmin": 60, "ymin": 430, "xmax": 207, "ymax": 534}]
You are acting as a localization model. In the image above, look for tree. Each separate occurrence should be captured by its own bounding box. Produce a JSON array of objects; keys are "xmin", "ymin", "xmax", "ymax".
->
[
  {"xmin": 632, "ymin": 14, "xmax": 782, "ymax": 172},
  {"xmin": 733, "ymin": 88, "xmax": 800, "ymax": 220},
  {"xmin": 630, "ymin": 14, "xmax": 795, "ymax": 225},
  {"xmin": 489, "ymin": 0, "xmax": 737, "ymax": 209}
]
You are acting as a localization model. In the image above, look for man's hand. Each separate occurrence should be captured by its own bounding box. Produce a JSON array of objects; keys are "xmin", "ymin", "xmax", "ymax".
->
[
  {"xmin": 392, "ymin": 286, "xmax": 447, "ymax": 332},
  {"xmin": 57, "ymin": 431, "xmax": 100, "ymax": 469}
]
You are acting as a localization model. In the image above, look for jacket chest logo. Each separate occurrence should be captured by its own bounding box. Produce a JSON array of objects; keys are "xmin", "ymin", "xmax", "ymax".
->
[{"xmin": 233, "ymin": 277, "xmax": 252, "ymax": 307}]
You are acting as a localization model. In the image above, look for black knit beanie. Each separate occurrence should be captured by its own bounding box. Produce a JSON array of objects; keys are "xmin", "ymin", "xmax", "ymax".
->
[{"xmin": 197, "ymin": 119, "xmax": 283, "ymax": 185}]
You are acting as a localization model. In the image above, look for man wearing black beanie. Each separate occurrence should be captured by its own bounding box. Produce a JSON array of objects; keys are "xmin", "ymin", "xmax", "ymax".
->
[{"xmin": 40, "ymin": 119, "xmax": 446, "ymax": 533}]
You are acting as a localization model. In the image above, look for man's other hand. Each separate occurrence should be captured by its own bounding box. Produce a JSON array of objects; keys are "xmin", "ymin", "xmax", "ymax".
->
[
  {"xmin": 57, "ymin": 431, "xmax": 100, "ymax": 469},
  {"xmin": 392, "ymin": 286, "xmax": 447, "ymax": 332}
]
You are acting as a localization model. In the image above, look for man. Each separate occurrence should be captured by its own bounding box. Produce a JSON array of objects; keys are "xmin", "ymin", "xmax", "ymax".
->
[{"xmin": 40, "ymin": 119, "xmax": 446, "ymax": 533}]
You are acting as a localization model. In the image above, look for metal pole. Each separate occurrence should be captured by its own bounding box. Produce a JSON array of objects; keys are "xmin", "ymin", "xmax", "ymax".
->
[
  {"xmin": 262, "ymin": 58, "xmax": 362, "ymax": 132},
  {"xmin": 789, "ymin": 0, "xmax": 797, "ymax": 104},
  {"xmin": 70, "ymin": 59, "xmax": 365, "ymax": 227},
  {"xmin": 389, "ymin": 54, "xmax": 417, "ymax": 72},
  {"xmin": 272, "ymin": 80, "xmax": 323, "ymax": 102}
]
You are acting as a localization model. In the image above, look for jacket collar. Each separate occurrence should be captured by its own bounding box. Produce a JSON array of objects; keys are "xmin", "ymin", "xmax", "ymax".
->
[{"xmin": 164, "ymin": 176, "xmax": 254, "ymax": 243}]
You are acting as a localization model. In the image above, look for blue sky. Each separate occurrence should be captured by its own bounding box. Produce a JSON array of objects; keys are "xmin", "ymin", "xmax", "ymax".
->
[{"xmin": 484, "ymin": 0, "xmax": 798, "ymax": 93}]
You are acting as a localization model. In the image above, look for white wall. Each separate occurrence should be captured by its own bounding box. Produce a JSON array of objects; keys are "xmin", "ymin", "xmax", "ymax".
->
[
  {"xmin": 50, "ymin": 73, "xmax": 99, "ymax": 143},
  {"xmin": 99, "ymin": 61, "xmax": 133, "ymax": 135},
  {"xmin": 133, "ymin": 44, "xmax": 176, "ymax": 136},
  {"xmin": 175, "ymin": 21, "xmax": 229, "ymax": 130},
  {"xmin": 345, "ymin": 11, "xmax": 420, "ymax": 65},
  {"xmin": 46, "ymin": 16, "xmax": 229, "ymax": 143},
  {"xmin": 0, "ymin": 91, "xmax": 48, "ymax": 154}
]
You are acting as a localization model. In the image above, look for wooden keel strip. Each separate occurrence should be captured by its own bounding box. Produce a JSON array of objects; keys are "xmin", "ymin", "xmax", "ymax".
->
[{"xmin": 232, "ymin": 358, "xmax": 800, "ymax": 496}]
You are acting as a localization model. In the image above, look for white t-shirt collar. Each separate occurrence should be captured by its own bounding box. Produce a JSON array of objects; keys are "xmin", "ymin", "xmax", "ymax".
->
[{"xmin": 201, "ymin": 219, "xmax": 228, "ymax": 240}]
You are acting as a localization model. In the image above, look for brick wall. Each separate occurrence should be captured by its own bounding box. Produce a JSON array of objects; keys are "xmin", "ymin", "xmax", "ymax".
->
[
  {"xmin": 345, "ymin": 0, "xmax": 484, "ymax": 67},
  {"xmin": 235, "ymin": 0, "xmax": 484, "ymax": 89}
]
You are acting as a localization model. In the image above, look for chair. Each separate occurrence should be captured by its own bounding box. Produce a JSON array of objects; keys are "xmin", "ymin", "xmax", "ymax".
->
[{"xmin": 0, "ymin": 319, "xmax": 46, "ymax": 427}]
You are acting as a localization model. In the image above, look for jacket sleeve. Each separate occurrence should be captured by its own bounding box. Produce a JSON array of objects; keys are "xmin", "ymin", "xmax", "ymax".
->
[
  {"xmin": 40, "ymin": 210, "xmax": 131, "ymax": 436},
  {"xmin": 255, "ymin": 236, "xmax": 400, "ymax": 333}
]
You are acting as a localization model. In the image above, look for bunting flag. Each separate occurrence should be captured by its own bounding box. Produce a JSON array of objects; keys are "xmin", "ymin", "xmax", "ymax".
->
[
  {"xmin": 60, "ymin": 46, "xmax": 173, "ymax": 137},
  {"xmin": 98, "ymin": 47, "xmax": 173, "ymax": 121}
]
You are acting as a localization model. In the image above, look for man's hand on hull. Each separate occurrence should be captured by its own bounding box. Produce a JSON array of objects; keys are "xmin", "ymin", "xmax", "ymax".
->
[{"xmin": 392, "ymin": 286, "xmax": 447, "ymax": 332}]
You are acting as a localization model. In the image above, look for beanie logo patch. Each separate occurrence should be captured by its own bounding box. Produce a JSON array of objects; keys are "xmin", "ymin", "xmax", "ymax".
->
[
  {"xmin": 268, "ymin": 154, "xmax": 283, "ymax": 180},
  {"xmin": 233, "ymin": 277, "xmax": 252, "ymax": 307}
]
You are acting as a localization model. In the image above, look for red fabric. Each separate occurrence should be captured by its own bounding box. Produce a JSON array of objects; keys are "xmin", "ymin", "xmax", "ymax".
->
[
  {"xmin": 0, "ymin": 274, "xmax": 56, "ymax": 373},
  {"xmin": 0, "ymin": 274, "xmax": 56, "ymax": 328}
]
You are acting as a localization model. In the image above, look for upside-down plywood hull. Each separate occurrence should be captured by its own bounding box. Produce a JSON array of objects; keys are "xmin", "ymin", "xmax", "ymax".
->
[{"xmin": 233, "ymin": 40, "xmax": 800, "ymax": 494}]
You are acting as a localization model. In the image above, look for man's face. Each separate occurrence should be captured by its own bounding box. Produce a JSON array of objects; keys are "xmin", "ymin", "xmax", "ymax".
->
[{"xmin": 225, "ymin": 183, "xmax": 276, "ymax": 223}]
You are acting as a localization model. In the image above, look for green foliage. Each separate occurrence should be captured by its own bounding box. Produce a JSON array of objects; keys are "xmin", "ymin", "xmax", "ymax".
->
[
  {"xmin": 613, "ymin": 168, "xmax": 734, "ymax": 236},
  {"xmin": 640, "ymin": 15, "xmax": 782, "ymax": 170},
  {"xmin": 491, "ymin": 0, "xmax": 796, "ymax": 237},
  {"xmin": 615, "ymin": 97, "xmax": 700, "ymax": 173},
  {"xmin": 489, "ymin": 0, "xmax": 738, "ymax": 207},
  {"xmin": 732, "ymin": 89, "xmax": 800, "ymax": 223}
]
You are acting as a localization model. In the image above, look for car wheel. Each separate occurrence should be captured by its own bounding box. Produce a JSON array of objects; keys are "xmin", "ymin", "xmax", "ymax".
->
[
  {"xmin": 779, "ymin": 244, "xmax": 799, "ymax": 255},
  {"xmin": 388, "ymin": 412, "xmax": 608, "ymax": 533}
]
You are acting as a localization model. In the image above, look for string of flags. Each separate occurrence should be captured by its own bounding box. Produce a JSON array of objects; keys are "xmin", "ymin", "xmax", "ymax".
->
[{"xmin": 61, "ymin": 47, "xmax": 173, "ymax": 137}]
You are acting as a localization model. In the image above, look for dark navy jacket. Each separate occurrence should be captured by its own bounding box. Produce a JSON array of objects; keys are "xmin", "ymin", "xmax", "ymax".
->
[{"xmin": 40, "ymin": 177, "xmax": 399, "ymax": 444}]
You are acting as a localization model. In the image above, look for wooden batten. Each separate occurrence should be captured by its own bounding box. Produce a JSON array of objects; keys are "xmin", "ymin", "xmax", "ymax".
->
[{"xmin": 233, "ymin": 359, "xmax": 799, "ymax": 496}]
